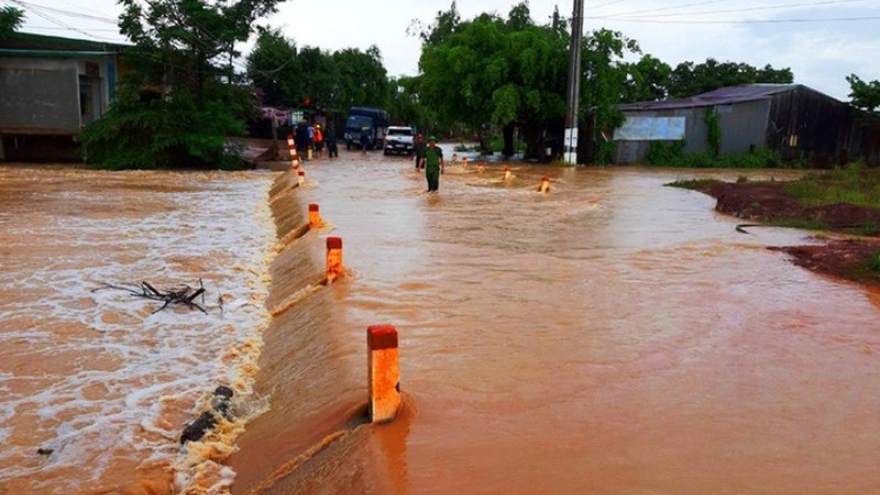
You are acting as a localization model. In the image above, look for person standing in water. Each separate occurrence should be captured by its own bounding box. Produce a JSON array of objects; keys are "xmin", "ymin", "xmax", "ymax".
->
[
  {"xmin": 419, "ymin": 135, "xmax": 445, "ymax": 193},
  {"xmin": 413, "ymin": 133, "xmax": 426, "ymax": 170}
]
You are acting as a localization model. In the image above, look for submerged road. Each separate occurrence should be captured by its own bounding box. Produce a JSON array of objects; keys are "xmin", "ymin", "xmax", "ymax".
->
[{"xmin": 230, "ymin": 148, "xmax": 880, "ymax": 495}]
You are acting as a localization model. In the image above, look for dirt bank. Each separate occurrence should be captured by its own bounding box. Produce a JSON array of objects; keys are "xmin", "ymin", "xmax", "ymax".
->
[{"xmin": 693, "ymin": 181, "xmax": 880, "ymax": 288}]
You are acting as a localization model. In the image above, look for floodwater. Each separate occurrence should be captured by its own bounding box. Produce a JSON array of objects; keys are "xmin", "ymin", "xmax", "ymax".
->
[{"xmin": 2, "ymin": 149, "xmax": 880, "ymax": 495}]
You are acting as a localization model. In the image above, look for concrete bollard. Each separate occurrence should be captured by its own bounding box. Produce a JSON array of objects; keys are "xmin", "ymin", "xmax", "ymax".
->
[
  {"xmin": 539, "ymin": 176, "xmax": 550, "ymax": 193},
  {"xmin": 451, "ymin": 153, "xmax": 458, "ymax": 164},
  {"xmin": 326, "ymin": 237, "xmax": 343, "ymax": 284},
  {"xmin": 308, "ymin": 147, "xmax": 313, "ymax": 161},
  {"xmin": 287, "ymin": 135, "xmax": 299, "ymax": 169},
  {"xmin": 462, "ymin": 157, "xmax": 468, "ymax": 168},
  {"xmin": 308, "ymin": 203, "xmax": 323, "ymax": 229},
  {"xmin": 367, "ymin": 325, "xmax": 401, "ymax": 423},
  {"xmin": 297, "ymin": 169, "xmax": 306, "ymax": 186},
  {"xmin": 504, "ymin": 167, "xmax": 512, "ymax": 181}
]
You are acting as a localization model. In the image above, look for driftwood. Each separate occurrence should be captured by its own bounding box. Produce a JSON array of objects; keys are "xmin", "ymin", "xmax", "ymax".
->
[{"xmin": 92, "ymin": 279, "xmax": 210, "ymax": 314}]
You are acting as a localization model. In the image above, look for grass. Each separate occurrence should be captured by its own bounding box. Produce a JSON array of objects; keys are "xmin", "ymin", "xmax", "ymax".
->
[
  {"xmin": 665, "ymin": 178, "xmax": 725, "ymax": 190},
  {"xmin": 644, "ymin": 142, "xmax": 799, "ymax": 169},
  {"xmin": 870, "ymin": 250, "xmax": 880, "ymax": 271},
  {"xmin": 784, "ymin": 163, "xmax": 880, "ymax": 208}
]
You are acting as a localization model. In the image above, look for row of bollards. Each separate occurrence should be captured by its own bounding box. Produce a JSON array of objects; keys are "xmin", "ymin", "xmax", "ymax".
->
[
  {"xmin": 291, "ymin": 196, "xmax": 401, "ymax": 423},
  {"xmin": 291, "ymin": 162, "xmax": 549, "ymax": 425}
]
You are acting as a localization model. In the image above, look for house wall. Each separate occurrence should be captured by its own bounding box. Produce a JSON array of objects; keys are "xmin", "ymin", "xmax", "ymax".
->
[
  {"xmin": 614, "ymin": 87, "xmax": 880, "ymax": 167},
  {"xmin": 613, "ymin": 108, "xmax": 703, "ymax": 164},
  {"xmin": 768, "ymin": 88, "xmax": 871, "ymax": 167},
  {"xmin": 716, "ymin": 99, "xmax": 771, "ymax": 156},
  {"xmin": 0, "ymin": 55, "xmax": 115, "ymax": 136}
]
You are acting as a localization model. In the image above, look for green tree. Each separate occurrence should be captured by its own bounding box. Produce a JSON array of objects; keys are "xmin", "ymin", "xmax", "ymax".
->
[
  {"xmin": 386, "ymin": 76, "xmax": 434, "ymax": 130},
  {"xmin": 668, "ymin": 58, "xmax": 793, "ymax": 98},
  {"xmin": 417, "ymin": 1, "xmax": 461, "ymax": 46},
  {"xmin": 622, "ymin": 54, "xmax": 672, "ymax": 102},
  {"xmin": 246, "ymin": 28, "xmax": 302, "ymax": 108},
  {"xmin": 0, "ymin": 6, "xmax": 24, "ymax": 38},
  {"xmin": 80, "ymin": 0, "xmax": 282, "ymax": 169},
  {"xmin": 580, "ymin": 28, "xmax": 641, "ymax": 164},
  {"xmin": 417, "ymin": 2, "xmax": 568, "ymax": 158},
  {"xmin": 247, "ymin": 33, "xmax": 389, "ymax": 114},
  {"xmin": 330, "ymin": 46, "xmax": 389, "ymax": 111},
  {"xmin": 847, "ymin": 74, "xmax": 880, "ymax": 115}
]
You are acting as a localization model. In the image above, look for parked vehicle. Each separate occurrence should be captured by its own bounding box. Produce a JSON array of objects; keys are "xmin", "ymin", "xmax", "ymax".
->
[
  {"xmin": 383, "ymin": 126, "xmax": 415, "ymax": 155},
  {"xmin": 343, "ymin": 106, "xmax": 390, "ymax": 150}
]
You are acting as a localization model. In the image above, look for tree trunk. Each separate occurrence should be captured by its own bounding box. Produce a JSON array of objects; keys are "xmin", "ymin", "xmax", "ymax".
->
[
  {"xmin": 521, "ymin": 120, "xmax": 543, "ymax": 161},
  {"xmin": 502, "ymin": 122, "xmax": 515, "ymax": 157}
]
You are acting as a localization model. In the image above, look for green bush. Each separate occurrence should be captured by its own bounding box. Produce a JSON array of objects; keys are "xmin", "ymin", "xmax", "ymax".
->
[
  {"xmin": 79, "ymin": 91, "xmax": 250, "ymax": 170},
  {"xmin": 644, "ymin": 144, "xmax": 793, "ymax": 169},
  {"xmin": 645, "ymin": 140, "xmax": 686, "ymax": 165},
  {"xmin": 870, "ymin": 250, "xmax": 880, "ymax": 272}
]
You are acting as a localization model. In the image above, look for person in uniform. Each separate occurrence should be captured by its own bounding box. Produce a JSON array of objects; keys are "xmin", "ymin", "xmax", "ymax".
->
[{"xmin": 419, "ymin": 136, "xmax": 445, "ymax": 193}]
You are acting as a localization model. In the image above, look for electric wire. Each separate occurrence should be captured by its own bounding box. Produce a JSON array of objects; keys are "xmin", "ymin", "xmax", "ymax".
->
[
  {"xmin": 586, "ymin": 14, "xmax": 880, "ymax": 23},
  {"xmin": 592, "ymin": 0, "xmax": 875, "ymax": 21},
  {"xmin": 7, "ymin": 0, "xmax": 122, "ymax": 42},
  {"xmin": 9, "ymin": 0, "xmax": 117, "ymax": 24}
]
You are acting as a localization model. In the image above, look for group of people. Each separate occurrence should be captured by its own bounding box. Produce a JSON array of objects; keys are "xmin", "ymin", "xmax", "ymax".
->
[
  {"xmin": 295, "ymin": 123, "xmax": 446, "ymax": 193},
  {"xmin": 293, "ymin": 121, "xmax": 338, "ymax": 160},
  {"xmin": 413, "ymin": 134, "xmax": 445, "ymax": 193}
]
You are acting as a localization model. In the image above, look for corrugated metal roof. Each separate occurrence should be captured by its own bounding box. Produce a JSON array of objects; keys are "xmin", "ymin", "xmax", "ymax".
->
[
  {"xmin": 619, "ymin": 84, "xmax": 805, "ymax": 111},
  {"xmin": 0, "ymin": 49, "xmax": 119, "ymax": 58},
  {"xmin": 0, "ymin": 32, "xmax": 128, "ymax": 52}
]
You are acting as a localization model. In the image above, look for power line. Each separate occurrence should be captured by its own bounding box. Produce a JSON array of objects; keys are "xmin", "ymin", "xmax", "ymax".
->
[
  {"xmin": 586, "ymin": 14, "xmax": 880, "ymax": 23},
  {"xmin": 8, "ymin": 0, "xmax": 121, "ymax": 42},
  {"xmin": 602, "ymin": 0, "xmax": 737, "ymax": 18},
  {"xmin": 11, "ymin": 0, "xmax": 118, "ymax": 24},
  {"xmin": 603, "ymin": 0, "xmax": 872, "ymax": 19},
  {"xmin": 590, "ymin": 0, "xmax": 630, "ymax": 10}
]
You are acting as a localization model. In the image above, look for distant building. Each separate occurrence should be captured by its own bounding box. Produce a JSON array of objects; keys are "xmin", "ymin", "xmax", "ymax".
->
[
  {"xmin": 0, "ymin": 32, "xmax": 126, "ymax": 161},
  {"xmin": 613, "ymin": 84, "xmax": 880, "ymax": 167}
]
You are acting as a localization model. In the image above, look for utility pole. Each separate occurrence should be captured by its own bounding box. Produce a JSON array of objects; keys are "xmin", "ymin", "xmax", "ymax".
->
[{"xmin": 564, "ymin": 0, "xmax": 584, "ymax": 165}]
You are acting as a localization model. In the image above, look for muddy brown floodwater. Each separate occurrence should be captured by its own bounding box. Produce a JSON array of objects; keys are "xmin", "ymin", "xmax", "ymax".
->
[
  {"xmin": 2, "ymin": 152, "xmax": 880, "ymax": 495},
  {"xmin": 230, "ymin": 152, "xmax": 880, "ymax": 495}
]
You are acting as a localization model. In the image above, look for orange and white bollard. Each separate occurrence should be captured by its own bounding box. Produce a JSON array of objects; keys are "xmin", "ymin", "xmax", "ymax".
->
[
  {"xmin": 504, "ymin": 167, "xmax": 512, "ymax": 181},
  {"xmin": 367, "ymin": 324, "xmax": 401, "ymax": 423},
  {"xmin": 308, "ymin": 203, "xmax": 323, "ymax": 229},
  {"xmin": 326, "ymin": 236, "xmax": 343, "ymax": 284},
  {"xmin": 539, "ymin": 176, "xmax": 550, "ymax": 193},
  {"xmin": 287, "ymin": 135, "xmax": 299, "ymax": 169},
  {"xmin": 297, "ymin": 169, "xmax": 306, "ymax": 187}
]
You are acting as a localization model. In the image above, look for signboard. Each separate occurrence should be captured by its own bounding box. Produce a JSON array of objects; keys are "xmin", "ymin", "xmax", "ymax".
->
[{"xmin": 614, "ymin": 116, "xmax": 686, "ymax": 141}]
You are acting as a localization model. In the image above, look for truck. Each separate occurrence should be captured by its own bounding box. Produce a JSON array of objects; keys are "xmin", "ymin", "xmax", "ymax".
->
[
  {"xmin": 383, "ymin": 126, "xmax": 416, "ymax": 155},
  {"xmin": 343, "ymin": 106, "xmax": 390, "ymax": 150}
]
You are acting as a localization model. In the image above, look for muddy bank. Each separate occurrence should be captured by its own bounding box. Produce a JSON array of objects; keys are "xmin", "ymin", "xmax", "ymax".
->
[{"xmin": 693, "ymin": 181, "xmax": 880, "ymax": 288}]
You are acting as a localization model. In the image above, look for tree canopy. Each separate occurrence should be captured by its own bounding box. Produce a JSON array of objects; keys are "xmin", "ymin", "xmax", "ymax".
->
[
  {"xmin": 667, "ymin": 59, "xmax": 793, "ymax": 98},
  {"xmin": 246, "ymin": 31, "xmax": 389, "ymax": 114},
  {"xmin": 79, "ymin": 0, "xmax": 283, "ymax": 169},
  {"xmin": 0, "ymin": 6, "xmax": 24, "ymax": 38},
  {"xmin": 417, "ymin": 2, "xmax": 569, "ymax": 158},
  {"xmin": 847, "ymin": 74, "xmax": 880, "ymax": 115}
]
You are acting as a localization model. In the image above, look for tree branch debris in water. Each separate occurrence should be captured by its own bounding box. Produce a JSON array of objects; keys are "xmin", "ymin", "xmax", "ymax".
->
[{"xmin": 92, "ymin": 279, "xmax": 213, "ymax": 314}]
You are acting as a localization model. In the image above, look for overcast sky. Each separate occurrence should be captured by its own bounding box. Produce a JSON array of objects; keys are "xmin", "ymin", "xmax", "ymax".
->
[{"xmin": 9, "ymin": 0, "xmax": 880, "ymax": 101}]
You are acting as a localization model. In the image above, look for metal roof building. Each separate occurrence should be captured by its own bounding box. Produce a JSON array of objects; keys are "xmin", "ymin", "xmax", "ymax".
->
[{"xmin": 613, "ymin": 84, "xmax": 880, "ymax": 167}]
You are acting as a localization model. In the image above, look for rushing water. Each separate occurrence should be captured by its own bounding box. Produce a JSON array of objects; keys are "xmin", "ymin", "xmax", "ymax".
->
[
  {"xmin": 0, "ymin": 167, "xmax": 275, "ymax": 494},
  {"xmin": 2, "ymin": 151, "xmax": 880, "ymax": 495}
]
